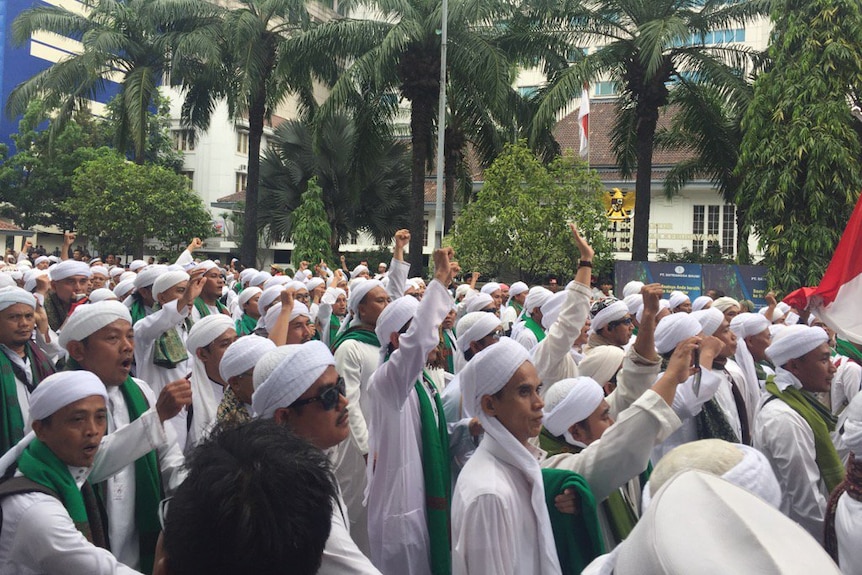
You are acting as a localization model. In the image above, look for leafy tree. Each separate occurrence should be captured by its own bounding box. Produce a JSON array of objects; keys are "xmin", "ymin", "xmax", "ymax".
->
[
  {"xmin": 528, "ymin": 0, "xmax": 769, "ymax": 260},
  {"xmin": 736, "ymin": 0, "xmax": 862, "ymax": 292},
  {"xmin": 259, "ymin": 111, "xmax": 411, "ymax": 253},
  {"xmin": 289, "ymin": 178, "xmax": 333, "ymax": 267},
  {"xmin": 66, "ymin": 150, "xmax": 213, "ymax": 258},
  {"xmin": 449, "ymin": 141, "xmax": 612, "ymax": 283},
  {"xmin": 101, "ymin": 92, "xmax": 185, "ymax": 172}
]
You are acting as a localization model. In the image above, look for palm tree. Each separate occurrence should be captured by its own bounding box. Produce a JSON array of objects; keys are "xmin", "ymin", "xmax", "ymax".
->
[
  {"xmin": 529, "ymin": 0, "xmax": 770, "ymax": 260},
  {"xmin": 296, "ymin": 0, "xmax": 519, "ymax": 274},
  {"xmin": 7, "ymin": 0, "xmax": 217, "ymax": 163},
  {"xmin": 259, "ymin": 110, "xmax": 412, "ymax": 253}
]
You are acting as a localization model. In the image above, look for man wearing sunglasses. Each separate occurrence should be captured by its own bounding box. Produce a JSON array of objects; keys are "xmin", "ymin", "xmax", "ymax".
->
[{"xmin": 251, "ymin": 341, "xmax": 381, "ymax": 574}]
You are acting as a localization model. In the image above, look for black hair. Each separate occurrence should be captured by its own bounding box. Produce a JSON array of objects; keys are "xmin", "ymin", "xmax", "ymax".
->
[{"xmin": 163, "ymin": 419, "xmax": 336, "ymax": 575}]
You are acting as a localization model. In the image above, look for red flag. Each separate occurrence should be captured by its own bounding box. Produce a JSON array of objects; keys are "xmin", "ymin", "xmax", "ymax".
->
[
  {"xmin": 809, "ymin": 194, "xmax": 862, "ymax": 344},
  {"xmin": 578, "ymin": 85, "xmax": 590, "ymax": 158}
]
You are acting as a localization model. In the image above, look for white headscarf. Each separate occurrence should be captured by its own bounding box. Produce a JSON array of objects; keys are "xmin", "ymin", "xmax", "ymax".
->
[
  {"xmin": 0, "ymin": 287, "xmax": 36, "ymax": 311},
  {"xmin": 454, "ymin": 312, "xmax": 502, "ymax": 374},
  {"xmin": 692, "ymin": 307, "xmax": 724, "ymax": 336},
  {"xmin": 252, "ymin": 341, "xmax": 335, "ymax": 419},
  {"xmin": 338, "ymin": 279, "xmax": 383, "ymax": 335},
  {"xmin": 59, "ymin": 301, "xmax": 132, "ymax": 349},
  {"xmin": 578, "ymin": 346, "xmax": 624, "ymax": 386},
  {"xmin": 543, "ymin": 376, "xmax": 604, "ymax": 446},
  {"xmin": 654, "ymin": 312, "xmax": 702, "ymax": 355},
  {"xmin": 219, "ymin": 335, "xmax": 276, "ymax": 382},
  {"xmin": 186, "ymin": 315, "xmax": 237, "ymax": 442},
  {"xmin": 49, "ymin": 260, "xmax": 92, "ymax": 281},
  {"xmin": 766, "ymin": 325, "xmax": 828, "ymax": 368},
  {"xmin": 622, "ymin": 281, "xmax": 644, "ymax": 298},
  {"xmin": 375, "ymin": 295, "xmax": 419, "ymax": 363},
  {"xmin": 691, "ymin": 296, "xmax": 713, "ymax": 311},
  {"xmin": 730, "ymin": 313, "xmax": 771, "ymax": 389},
  {"xmin": 667, "ymin": 291, "xmax": 690, "ymax": 311}
]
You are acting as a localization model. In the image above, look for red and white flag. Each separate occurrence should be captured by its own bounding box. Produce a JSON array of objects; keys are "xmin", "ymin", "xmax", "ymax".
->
[
  {"xmin": 578, "ymin": 85, "xmax": 590, "ymax": 158},
  {"xmin": 809, "ymin": 194, "xmax": 862, "ymax": 344}
]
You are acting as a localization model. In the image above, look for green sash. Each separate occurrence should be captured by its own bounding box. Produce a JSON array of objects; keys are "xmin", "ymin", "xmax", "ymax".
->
[
  {"xmin": 525, "ymin": 317, "xmax": 546, "ymax": 344},
  {"xmin": 765, "ymin": 376, "xmax": 844, "ymax": 493},
  {"xmin": 539, "ymin": 428, "xmax": 578, "ymax": 455},
  {"xmin": 235, "ymin": 314, "xmax": 258, "ymax": 337},
  {"xmin": 695, "ymin": 398, "xmax": 740, "ymax": 444},
  {"xmin": 0, "ymin": 352, "xmax": 26, "ymax": 455},
  {"xmin": 836, "ymin": 339, "xmax": 862, "ymax": 363},
  {"xmin": 234, "ymin": 281, "xmax": 243, "ymax": 294},
  {"xmin": 130, "ymin": 297, "xmax": 148, "ymax": 326},
  {"xmin": 542, "ymin": 468, "xmax": 605, "ymax": 574},
  {"xmin": 193, "ymin": 297, "xmax": 228, "ymax": 318},
  {"xmin": 441, "ymin": 329, "xmax": 456, "ymax": 373},
  {"xmin": 330, "ymin": 326, "xmax": 380, "ymax": 353},
  {"xmin": 415, "ymin": 370, "xmax": 451, "ymax": 575},
  {"xmin": 152, "ymin": 302, "xmax": 191, "ymax": 369},
  {"xmin": 329, "ymin": 314, "xmax": 342, "ymax": 344}
]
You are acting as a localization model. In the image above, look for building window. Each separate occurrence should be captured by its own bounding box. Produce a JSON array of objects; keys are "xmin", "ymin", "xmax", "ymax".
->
[
  {"xmin": 595, "ymin": 81, "xmax": 617, "ymax": 97},
  {"xmin": 236, "ymin": 131, "xmax": 249, "ymax": 154},
  {"xmin": 172, "ymin": 130, "xmax": 195, "ymax": 151},
  {"xmin": 422, "ymin": 219, "xmax": 429, "ymax": 246},
  {"xmin": 707, "ymin": 205, "xmax": 720, "ymax": 236},
  {"xmin": 692, "ymin": 205, "xmax": 705, "ymax": 253},
  {"xmin": 518, "ymin": 85, "xmax": 539, "ymax": 98},
  {"xmin": 235, "ymin": 172, "xmax": 248, "ymax": 195},
  {"xmin": 722, "ymin": 204, "xmax": 736, "ymax": 254}
]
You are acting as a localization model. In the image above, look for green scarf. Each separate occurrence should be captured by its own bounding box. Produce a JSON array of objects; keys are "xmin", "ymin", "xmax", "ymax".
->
[
  {"xmin": 695, "ymin": 398, "xmax": 740, "ymax": 444},
  {"xmin": 0, "ymin": 344, "xmax": 55, "ymax": 454},
  {"xmin": 836, "ymin": 339, "xmax": 862, "ymax": 363},
  {"xmin": 234, "ymin": 281, "xmax": 243, "ymax": 294},
  {"xmin": 539, "ymin": 428, "xmax": 578, "ymax": 456},
  {"xmin": 193, "ymin": 297, "xmax": 228, "ymax": 318},
  {"xmin": 329, "ymin": 314, "xmax": 342, "ymax": 344},
  {"xmin": 415, "ymin": 370, "xmax": 452, "ymax": 575},
  {"xmin": 152, "ymin": 302, "xmax": 191, "ymax": 369},
  {"xmin": 441, "ymin": 329, "xmax": 456, "ymax": 373},
  {"xmin": 17, "ymin": 438, "xmax": 103, "ymax": 544},
  {"xmin": 130, "ymin": 296, "xmax": 148, "ymax": 326},
  {"xmin": 525, "ymin": 316, "xmax": 546, "ymax": 344},
  {"xmin": 542, "ymin": 468, "xmax": 605, "ymax": 574},
  {"xmin": 765, "ymin": 376, "xmax": 845, "ymax": 493},
  {"xmin": 330, "ymin": 326, "xmax": 380, "ymax": 353},
  {"xmin": 235, "ymin": 314, "xmax": 258, "ymax": 337}
]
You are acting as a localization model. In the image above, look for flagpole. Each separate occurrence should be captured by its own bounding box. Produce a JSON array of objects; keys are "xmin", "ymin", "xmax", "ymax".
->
[{"xmin": 433, "ymin": 0, "xmax": 448, "ymax": 250}]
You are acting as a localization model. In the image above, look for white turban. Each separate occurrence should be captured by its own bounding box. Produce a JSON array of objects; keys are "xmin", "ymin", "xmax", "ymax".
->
[
  {"xmin": 539, "ymin": 290, "xmax": 569, "ymax": 330},
  {"xmin": 193, "ymin": 260, "xmax": 218, "ymax": 273},
  {"xmin": 113, "ymin": 279, "xmax": 136, "ymax": 300},
  {"xmin": 623, "ymin": 294, "xmax": 643, "ymax": 316},
  {"xmin": 152, "ymin": 270, "xmax": 190, "ymax": 299},
  {"xmin": 351, "ymin": 264, "xmax": 370, "ymax": 278},
  {"xmin": 120, "ymin": 271, "xmax": 137, "ymax": 283},
  {"xmin": 110, "ymin": 267, "xmax": 125, "ymax": 279},
  {"xmin": 691, "ymin": 296, "xmax": 713, "ymax": 311},
  {"xmin": 456, "ymin": 312, "xmax": 501, "ymax": 352},
  {"xmin": 636, "ymin": 299, "xmax": 670, "ymax": 324},
  {"xmin": 465, "ymin": 293, "xmax": 494, "ymax": 314},
  {"xmin": 0, "ymin": 287, "xmax": 36, "ymax": 311},
  {"xmin": 0, "ymin": 274, "xmax": 16, "ymax": 289},
  {"xmin": 29, "ymin": 371, "xmax": 108, "ymax": 422},
  {"xmin": 455, "ymin": 284, "xmax": 474, "ymax": 301},
  {"xmin": 321, "ymin": 287, "xmax": 346, "ymax": 305},
  {"xmin": 286, "ymin": 280, "xmax": 308, "ymax": 294},
  {"xmin": 460, "ymin": 337, "xmax": 530, "ymax": 420},
  {"xmin": 578, "ymin": 346, "xmax": 624, "ymax": 385},
  {"xmin": 129, "ymin": 260, "xmax": 147, "ymax": 272},
  {"xmin": 49, "ymin": 260, "xmax": 91, "ymax": 281},
  {"xmin": 34, "ymin": 256, "xmax": 50, "ymax": 266},
  {"xmin": 238, "ymin": 286, "xmax": 263, "ymax": 309},
  {"xmin": 346, "ymin": 279, "xmax": 383, "ymax": 324},
  {"xmin": 730, "ymin": 313, "xmax": 770, "ymax": 339},
  {"xmin": 692, "ymin": 307, "xmax": 724, "ymax": 337},
  {"xmin": 543, "ymin": 377, "xmax": 604, "ymax": 442},
  {"xmin": 23, "ymin": 270, "xmax": 46, "ymax": 293},
  {"xmin": 253, "ymin": 346, "xmax": 296, "ymax": 389},
  {"xmin": 622, "ymin": 281, "xmax": 644, "ymax": 298},
  {"xmin": 306, "ymin": 277, "xmax": 325, "ymax": 291},
  {"xmin": 508, "ymin": 282, "xmax": 528, "ymax": 297},
  {"xmin": 258, "ymin": 285, "xmax": 285, "ymax": 314},
  {"xmin": 252, "ymin": 341, "xmax": 335, "ymax": 419},
  {"xmin": 712, "ymin": 296, "xmax": 740, "ymax": 313},
  {"xmin": 263, "ymin": 275, "xmax": 291, "ymax": 290},
  {"xmin": 481, "ymin": 282, "xmax": 501, "ymax": 295},
  {"xmin": 134, "ymin": 265, "xmax": 167, "ymax": 290},
  {"xmin": 591, "ymin": 300, "xmax": 629, "ymax": 331},
  {"xmin": 655, "ymin": 313, "xmax": 703, "ymax": 354},
  {"xmin": 766, "ymin": 325, "xmax": 828, "ymax": 368},
  {"xmin": 240, "ymin": 268, "xmax": 258, "ymax": 282},
  {"xmin": 88, "ymin": 288, "xmax": 118, "ymax": 303},
  {"xmin": 219, "ymin": 335, "xmax": 277, "ymax": 382},
  {"xmin": 375, "ymin": 296, "xmax": 419, "ymax": 351},
  {"xmin": 668, "ymin": 291, "xmax": 690, "ymax": 311},
  {"xmin": 186, "ymin": 314, "xmax": 236, "ymax": 354},
  {"xmin": 89, "ymin": 266, "xmax": 109, "ymax": 278},
  {"xmin": 249, "ymin": 271, "xmax": 272, "ymax": 288},
  {"xmin": 262, "ymin": 301, "xmax": 310, "ymax": 334},
  {"xmin": 524, "ymin": 286, "xmax": 553, "ymax": 314},
  {"xmin": 59, "ymin": 301, "xmax": 132, "ymax": 349}
]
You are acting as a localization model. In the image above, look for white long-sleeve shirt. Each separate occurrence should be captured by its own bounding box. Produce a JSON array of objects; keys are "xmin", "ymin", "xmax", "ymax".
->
[
  {"xmin": 530, "ymin": 282, "xmax": 590, "ymax": 387},
  {"xmin": 318, "ymin": 491, "xmax": 381, "ymax": 575}
]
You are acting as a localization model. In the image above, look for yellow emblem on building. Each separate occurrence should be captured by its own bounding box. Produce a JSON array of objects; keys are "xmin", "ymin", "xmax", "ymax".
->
[{"xmin": 602, "ymin": 188, "xmax": 635, "ymax": 221}]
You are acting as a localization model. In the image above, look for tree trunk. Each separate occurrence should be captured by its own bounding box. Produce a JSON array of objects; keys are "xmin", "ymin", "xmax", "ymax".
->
[
  {"xmin": 409, "ymin": 98, "xmax": 435, "ymax": 276},
  {"xmin": 631, "ymin": 108, "xmax": 659, "ymax": 261},
  {"xmin": 443, "ymin": 126, "xmax": 464, "ymax": 235},
  {"xmin": 736, "ymin": 205, "xmax": 750, "ymax": 264},
  {"xmin": 241, "ymin": 82, "xmax": 268, "ymax": 268}
]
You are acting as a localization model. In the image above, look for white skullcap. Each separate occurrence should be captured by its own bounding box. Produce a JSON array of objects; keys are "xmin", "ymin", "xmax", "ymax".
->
[
  {"xmin": 347, "ymin": 279, "xmax": 383, "ymax": 317},
  {"xmin": 712, "ymin": 296, "xmax": 740, "ymax": 313},
  {"xmin": 219, "ymin": 335, "xmax": 277, "ymax": 382},
  {"xmin": 48, "ymin": 256, "xmax": 60, "ymax": 264},
  {"xmin": 238, "ymin": 286, "xmax": 263, "ymax": 309},
  {"xmin": 258, "ymin": 285, "xmax": 285, "ymax": 314},
  {"xmin": 578, "ymin": 346, "xmax": 624, "ymax": 385},
  {"xmin": 460, "ymin": 337, "xmax": 530, "ymax": 418},
  {"xmin": 481, "ymin": 282, "xmax": 501, "ymax": 295},
  {"xmin": 134, "ymin": 265, "xmax": 167, "ymax": 289},
  {"xmin": 668, "ymin": 291, "xmax": 690, "ymax": 310},
  {"xmin": 186, "ymin": 314, "xmax": 236, "ymax": 353},
  {"xmin": 591, "ymin": 300, "xmax": 629, "ymax": 331},
  {"xmin": 351, "ymin": 264, "xmax": 370, "ymax": 278},
  {"xmin": 508, "ymin": 282, "xmax": 528, "ymax": 297},
  {"xmin": 730, "ymin": 313, "xmax": 770, "ymax": 339},
  {"xmin": 456, "ymin": 312, "xmax": 502, "ymax": 351},
  {"xmin": 89, "ymin": 266, "xmax": 109, "ymax": 277},
  {"xmin": 455, "ymin": 284, "xmax": 473, "ymax": 300},
  {"xmin": 321, "ymin": 287, "xmax": 346, "ymax": 305},
  {"xmin": 0, "ymin": 287, "xmax": 36, "ymax": 311},
  {"xmin": 655, "ymin": 312, "xmax": 703, "ymax": 354},
  {"xmin": 29, "ymin": 371, "xmax": 108, "ymax": 422},
  {"xmin": 252, "ymin": 341, "xmax": 335, "ymax": 419},
  {"xmin": 109, "ymin": 267, "xmax": 124, "ymax": 278},
  {"xmin": 129, "ymin": 260, "xmax": 146, "ymax": 271},
  {"xmin": 59, "ymin": 301, "xmax": 132, "ymax": 349},
  {"xmin": 375, "ymin": 295, "xmax": 419, "ymax": 343},
  {"xmin": 623, "ymin": 294, "xmax": 643, "ymax": 316},
  {"xmin": 636, "ymin": 299, "xmax": 670, "ymax": 324},
  {"xmin": 543, "ymin": 377, "xmax": 604, "ymax": 439},
  {"xmin": 524, "ymin": 286, "xmax": 553, "ymax": 313},
  {"xmin": 766, "ymin": 325, "xmax": 828, "ymax": 368},
  {"xmin": 692, "ymin": 307, "xmax": 724, "ymax": 337},
  {"xmin": 16, "ymin": 261, "xmax": 32, "ymax": 270},
  {"xmin": 34, "ymin": 256, "xmax": 50, "ymax": 266},
  {"xmin": 262, "ymin": 301, "xmax": 310, "ymax": 334},
  {"xmin": 465, "ymin": 292, "xmax": 494, "ymax": 313},
  {"xmin": 622, "ymin": 281, "xmax": 645, "ymax": 298},
  {"xmin": 840, "ymin": 392, "xmax": 862, "ymax": 455},
  {"xmin": 0, "ymin": 274, "xmax": 16, "ymax": 289},
  {"xmin": 306, "ymin": 277, "xmax": 325, "ymax": 291},
  {"xmin": 88, "ymin": 288, "xmax": 118, "ymax": 303},
  {"xmin": 152, "ymin": 270, "xmax": 190, "ymax": 299},
  {"xmin": 605, "ymin": 471, "xmax": 840, "ymax": 575},
  {"xmin": 23, "ymin": 270, "xmax": 47, "ymax": 293},
  {"xmin": 240, "ymin": 268, "xmax": 258, "ymax": 281},
  {"xmin": 193, "ymin": 260, "xmax": 218, "ymax": 273},
  {"xmin": 286, "ymin": 280, "xmax": 308, "ymax": 294},
  {"xmin": 49, "ymin": 260, "xmax": 92, "ymax": 281},
  {"xmin": 540, "ymin": 290, "xmax": 568, "ymax": 329},
  {"xmin": 113, "ymin": 279, "xmax": 135, "ymax": 299},
  {"xmin": 249, "ymin": 271, "xmax": 272, "ymax": 287},
  {"xmin": 263, "ymin": 275, "xmax": 291, "ymax": 290},
  {"xmin": 120, "ymin": 271, "xmax": 137, "ymax": 283},
  {"xmin": 691, "ymin": 296, "xmax": 713, "ymax": 311}
]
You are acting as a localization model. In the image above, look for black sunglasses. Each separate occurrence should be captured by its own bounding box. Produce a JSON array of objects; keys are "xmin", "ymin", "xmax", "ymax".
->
[{"xmin": 290, "ymin": 377, "xmax": 346, "ymax": 410}]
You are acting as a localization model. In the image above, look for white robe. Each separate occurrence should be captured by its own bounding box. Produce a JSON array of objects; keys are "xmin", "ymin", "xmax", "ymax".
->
[
  {"xmin": 830, "ymin": 356, "xmax": 862, "ymax": 416},
  {"xmin": 318, "ymin": 491, "xmax": 381, "ymax": 575},
  {"xmin": 365, "ymin": 280, "xmax": 451, "ymax": 575},
  {"xmin": 836, "ymin": 493, "xmax": 862, "ymax": 574}
]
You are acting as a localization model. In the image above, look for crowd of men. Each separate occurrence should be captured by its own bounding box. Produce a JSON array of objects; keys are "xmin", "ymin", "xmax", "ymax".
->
[{"xmin": 0, "ymin": 224, "xmax": 859, "ymax": 574}]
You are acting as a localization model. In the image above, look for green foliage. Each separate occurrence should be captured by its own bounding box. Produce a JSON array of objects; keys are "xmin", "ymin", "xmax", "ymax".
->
[
  {"xmin": 66, "ymin": 150, "xmax": 213, "ymax": 258},
  {"xmin": 290, "ymin": 178, "xmax": 334, "ymax": 268},
  {"xmin": 102, "ymin": 92, "xmax": 185, "ymax": 172},
  {"xmin": 449, "ymin": 142, "xmax": 612, "ymax": 284},
  {"xmin": 736, "ymin": 0, "xmax": 862, "ymax": 292},
  {"xmin": 656, "ymin": 245, "xmax": 736, "ymax": 264}
]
